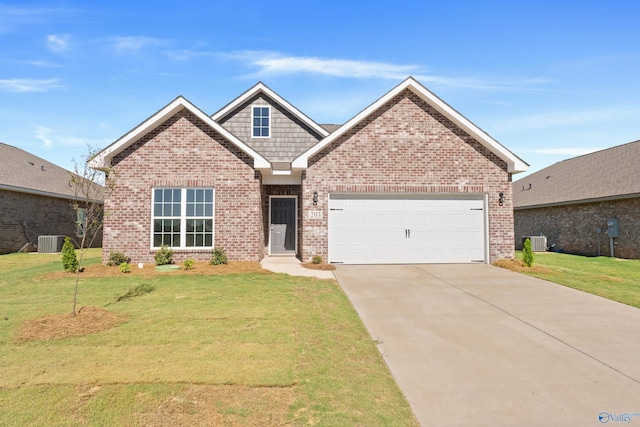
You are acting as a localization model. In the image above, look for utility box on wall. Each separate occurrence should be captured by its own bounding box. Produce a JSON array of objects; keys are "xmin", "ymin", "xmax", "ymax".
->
[
  {"xmin": 522, "ymin": 236, "xmax": 547, "ymax": 252},
  {"xmin": 38, "ymin": 235, "xmax": 66, "ymax": 253},
  {"xmin": 607, "ymin": 218, "xmax": 619, "ymax": 238}
]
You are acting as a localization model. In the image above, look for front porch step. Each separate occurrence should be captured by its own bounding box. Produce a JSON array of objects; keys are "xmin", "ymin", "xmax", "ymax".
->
[{"xmin": 264, "ymin": 254, "xmax": 298, "ymax": 258}]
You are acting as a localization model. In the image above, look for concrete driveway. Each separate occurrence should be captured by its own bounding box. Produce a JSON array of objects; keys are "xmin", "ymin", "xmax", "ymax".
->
[{"xmin": 334, "ymin": 264, "xmax": 640, "ymax": 426}]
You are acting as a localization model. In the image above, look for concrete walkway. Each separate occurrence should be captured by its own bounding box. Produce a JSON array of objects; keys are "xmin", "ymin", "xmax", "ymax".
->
[
  {"xmin": 334, "ymin": 264, "xmax": 640, "ymax": 426},
  {"xmin": 260, "ymin": 256, "xmax": 335, "ymax": 279}
]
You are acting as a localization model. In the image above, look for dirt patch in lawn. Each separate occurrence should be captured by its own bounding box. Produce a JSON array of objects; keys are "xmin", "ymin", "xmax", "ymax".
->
[
  {"xmin": 492, "ymin": 258, "xmax": 552, "ymax": 274},
  {"xmin": 137, "ymin": 384, "xmax": 296, "ymax": 426},
  {"xmin": 15, "ymin": 306, "xmax": 126, "ymax": 343},
  {"xmin": 42, "ymin": 261, "xmax": 268, "ymax": 280},
  {"xmin": 301, "ymin": 262, "xmax": 336, "ymax": 271}
]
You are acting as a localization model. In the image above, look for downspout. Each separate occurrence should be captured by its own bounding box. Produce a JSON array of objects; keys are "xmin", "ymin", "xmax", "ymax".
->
[{"xmin": 17, "ymin": 219, "xmax": 35, "ymax": 252}]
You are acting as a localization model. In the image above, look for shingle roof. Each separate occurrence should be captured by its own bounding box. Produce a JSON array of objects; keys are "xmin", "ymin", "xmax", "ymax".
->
[
  {"xmin": 513, "ymin": 139, "xmax": 640, "ymax": 209},
  {"xmin": 320, "ymin": 124, "xmax": 341, "ymax": 133},
  {"xmin": 0, "ymin": 142, "xmax": 100, "ymax": 201}
]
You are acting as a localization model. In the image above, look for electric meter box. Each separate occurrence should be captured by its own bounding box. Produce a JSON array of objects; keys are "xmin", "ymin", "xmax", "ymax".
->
[{"xmin": 607, "ymin": 218, "xmax": 619, "ymax": 238}]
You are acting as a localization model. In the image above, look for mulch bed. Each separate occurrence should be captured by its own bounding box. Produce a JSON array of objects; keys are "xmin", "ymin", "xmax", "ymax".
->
[
  {"xmin": 492, "ymin": 258, "xmax": 552, "ymax": 274},
  {"xmin": 42, "ymin": 261, "xmax": 269, "ymax": 280},
  {"xmin": 15, "ymin": 306, "xmax": 126, "ymax": 343},
  {"xmin": 301, "ymin": 262, "xmax": 336, "ymax": 271}
]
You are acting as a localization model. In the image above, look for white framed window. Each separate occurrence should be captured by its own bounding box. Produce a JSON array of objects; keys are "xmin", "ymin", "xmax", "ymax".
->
[
  {"xmin": 152, "ymin": 188, "xmax": 214, "ymax": 249},
  {"xmin": 252, "ymin": 105, "xmax": 270, "ymax": 138},
  {"xmin": 76, "ymin": 208, "xmax": 87, "ymax": 236}
]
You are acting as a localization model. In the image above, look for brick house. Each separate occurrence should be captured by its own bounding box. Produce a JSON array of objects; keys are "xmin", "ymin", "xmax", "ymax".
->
[
  {"xmin": 90, "ymin": 77, "xmax": 527, "ymax": 264},
  {"xmin": 513, "ymin": 140, "xmax": 640, "ymax": 259},
  {"xmin": 0, "ymin": 142, "xmax": 103, "ymax": 254}
]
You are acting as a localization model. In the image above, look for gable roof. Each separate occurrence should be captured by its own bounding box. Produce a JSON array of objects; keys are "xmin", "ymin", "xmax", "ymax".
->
[
  {"xmin": 291, "ymin": 77, "xmax": 528, "ymax": 174},
  {"xmin": 0, "ymin": 142, "xmax": 97, "ymax": 201},
  {"xmin": 89, "ymin": 96, "xmax": 270, "ymax": 170},
  {"xmin": 513, "ymin": 139, "xmax": 640, "ymax": 209},
  {"xmin": 212, "ymin": 82, "xmax": 330, "ymax": 138}
]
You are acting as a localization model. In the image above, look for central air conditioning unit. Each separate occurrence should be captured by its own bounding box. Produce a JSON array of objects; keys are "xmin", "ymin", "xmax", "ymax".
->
[
  {"xmin": 522, "ymin": 236, "xmax": 547, "ymax": 252},
  {"xmin": 38, "ymin": 235, "xmax": 66, "ymax": 253}
]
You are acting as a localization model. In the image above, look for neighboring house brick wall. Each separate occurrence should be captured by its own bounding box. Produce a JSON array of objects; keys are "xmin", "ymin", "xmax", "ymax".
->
[
  {"xmin": 302, "ymin": 90, "xmax": 514, "ymax": 263},
  {"xmin": 514, "ymin": 197, "xmax": 640, "ymax": 259},
  {"xmin": 0, "ymin": 189, "xmax": 100, "ymax": 254},
  {"xmin": 103, "ymin": 109, "xmax": 263, "ymax": 264}
]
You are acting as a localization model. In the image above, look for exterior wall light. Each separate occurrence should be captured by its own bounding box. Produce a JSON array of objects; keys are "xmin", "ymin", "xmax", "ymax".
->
[
  {"xmin": 498, "ymin": 192, "xmax": 505, "ymax": 206},
  {"xmin": 312, "ymin": 191, "xmax": 318, "ymax": 206}
]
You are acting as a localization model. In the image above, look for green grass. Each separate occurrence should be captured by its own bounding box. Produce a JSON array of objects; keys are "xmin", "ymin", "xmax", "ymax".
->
[
  {"xmin": 515, "ymin": 251, "xmax": 640, "ymax": 308},
  {"xmin": 0, "ymin": 249, "xmax": 417, "ymax": 426}
]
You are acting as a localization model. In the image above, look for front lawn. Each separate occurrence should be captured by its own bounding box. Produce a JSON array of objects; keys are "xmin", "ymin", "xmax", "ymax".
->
[
  {"xmin": 0, "ymin": 250, "xmax": 417, "ymax": 426},
  {"xmin": 511, "ymin": 251, "xmax": 640, "ymax": 309}
]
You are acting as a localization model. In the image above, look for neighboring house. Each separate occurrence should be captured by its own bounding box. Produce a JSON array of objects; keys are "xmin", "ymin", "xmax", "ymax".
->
[
  {"xmin": 513, "ymin": 140, "xmax": 640, "ymax": 259},
  {"xmin": 0, "ymin": 142, "xmax": 103, "ymax": 254},
  {"xmin": 90, "ymin": 77, "xmax": 528, "ymax": 265}
]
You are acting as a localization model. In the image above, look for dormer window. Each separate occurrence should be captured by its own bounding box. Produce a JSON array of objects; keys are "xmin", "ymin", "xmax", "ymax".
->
[{"xmin": 252, "ymin": 106, "xmax": 270, "ymax": 138}]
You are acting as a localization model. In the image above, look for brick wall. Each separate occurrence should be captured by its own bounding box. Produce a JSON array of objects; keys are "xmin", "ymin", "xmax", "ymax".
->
[
  {"xmin": 514, "ymin": 197, "xmax": 640, "ymax": 259},
  {"xmin": 0, "ymin": 189, "xmax": 101, "ymax": 254},
  {"xmin": 104, "ymin": 109, "xmax": 263, "ymax": 264},
  {"xmin": 302, "ymin": 89, "xmax": 514, "ymax": 263}
]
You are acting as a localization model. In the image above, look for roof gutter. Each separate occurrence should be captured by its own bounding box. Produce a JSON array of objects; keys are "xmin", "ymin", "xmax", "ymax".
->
[
  {"xmin": 0, "ymin": 183, "xmax": 103, "ymax": 204},
  {"xmin": 514, "ymin": 192, "xmax": 640, "ymax": 210}
]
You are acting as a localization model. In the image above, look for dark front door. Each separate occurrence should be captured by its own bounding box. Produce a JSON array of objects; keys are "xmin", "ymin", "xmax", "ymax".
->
[{"xmin": 270, "ymin": 197, "xmax": 296, "ymax": 254}]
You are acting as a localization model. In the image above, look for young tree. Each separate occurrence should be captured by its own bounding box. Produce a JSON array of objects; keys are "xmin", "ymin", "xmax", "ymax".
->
[
  {"xmin": 522, "ymin": 238, "xmax": 535, "ymax": 267},
  {"xmin": 68, "ymin": 145, "xmax": 110, "ymax": 316}
]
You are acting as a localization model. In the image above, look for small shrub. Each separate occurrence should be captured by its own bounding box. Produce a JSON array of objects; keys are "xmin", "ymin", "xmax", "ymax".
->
[
  {"xmin": 154, "ymin": 245, "xmax": 173, "ymax": 266},
  {"xmin": 107, "ymin": 251, "xmax": 130, "ymax": 266},
  {"xmin": 183, "ymin": 258, "xmax": 195, "ymax": 270},
  {"xmin": 210, "ymin": 247, "xmax": 228, "ymax": 265},
  {"xmin": 311, "ymin": 255, "xmax": 323, "ymax": 264},
  {"xmin": 119, "ymin": 262, "xmax": 132, "ymax": 273},
  {"xmin": 61, "ymin": 237, "xmax": 78, "ymax": 272},
  {"xmin": 523, "ymin": 238, "xmax": 535, "ymax": 267}
]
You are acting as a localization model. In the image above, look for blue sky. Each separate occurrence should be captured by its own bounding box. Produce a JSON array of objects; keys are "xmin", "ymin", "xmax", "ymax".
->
[{"xmin": 2, "ymin": 1, "xmax": 639, "ymax": 179}]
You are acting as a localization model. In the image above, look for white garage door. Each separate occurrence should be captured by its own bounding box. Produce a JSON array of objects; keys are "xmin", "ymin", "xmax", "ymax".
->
[{"xmin": 328, "ymin": 194, "xmax": 487, "ymax": 264}]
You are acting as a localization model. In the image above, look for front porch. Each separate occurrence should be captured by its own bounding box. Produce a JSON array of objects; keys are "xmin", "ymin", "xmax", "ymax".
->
[{"xmin": 262, "ymin": 185, "xmax": 302, "ymax": 258}]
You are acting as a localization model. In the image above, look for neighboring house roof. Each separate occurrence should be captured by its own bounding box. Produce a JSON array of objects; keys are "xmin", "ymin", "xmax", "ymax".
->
[
  {"xmin": 292, "ymin": 77, "xmax": 529, "ymax": 174},
  {"xmin": 513, "ymin": 139, "xmax": 640, "ymax": 209},
  {"xmin": 212, "ymin": 82, "xmax": 330, "ymax": 139},
  {"xmin": 89, "ymin": 96, "xmax": 271, "ymax": 171},
  {"xmin": 0, "ymin": 142, "xmax": 97, "ymax": 201}
]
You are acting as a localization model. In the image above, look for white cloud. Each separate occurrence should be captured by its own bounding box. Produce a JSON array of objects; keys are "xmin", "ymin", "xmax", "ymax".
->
[
  {"xmin": 32, "ymin": 125, "xmax": 111, "ymax": 150},
  {"xmin": 34, "ymin": 125, "xmax": 54, "ymax": 148},
  {"xmin": 28, "ymin": 60, "xmax": 63, "ymax": 68},
  {"xmin": 251, "ymin": 54, "xmax": 420, "ymax": 80},
  {"xmin": 0, "ymin": 78, "xmax": 61, "ymax": 92},
  {"xmin": 47, "ymin": 34, "xmax": 70, "ymax": 53},
  {"xmin": 0, "ymin": 6, "xmax": 72, "ymax": 32},
  {"xmin": 222, "ymin": 51, "xmax": 549, "ymax": 90},
  {"xmin": 111, "ymin": 36, "xmax": 167, "ymax": 53}
]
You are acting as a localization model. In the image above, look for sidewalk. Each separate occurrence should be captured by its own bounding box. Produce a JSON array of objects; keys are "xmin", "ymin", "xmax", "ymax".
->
[{"xmin": 260, "ymin": 256, "xmax": 335, "ymax": 279}]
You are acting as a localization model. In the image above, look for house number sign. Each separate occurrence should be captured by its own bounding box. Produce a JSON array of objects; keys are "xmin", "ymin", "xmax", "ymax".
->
[{"xmin": 308, "ymin": 211, "xmax": 323, "ymax": 219}]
